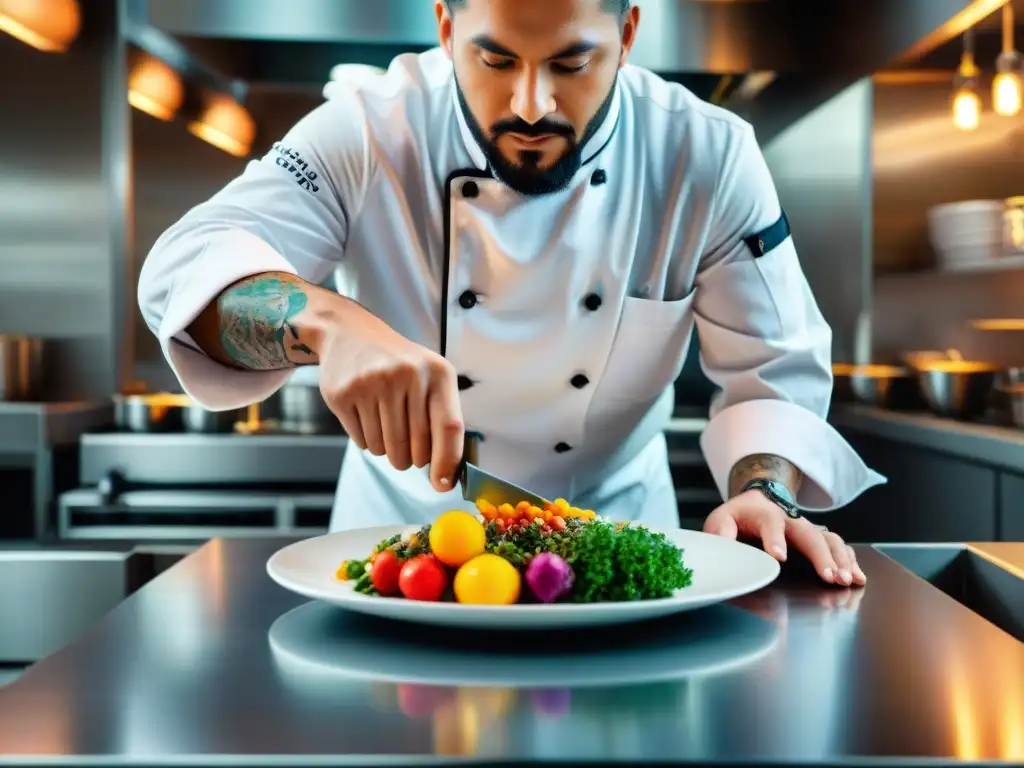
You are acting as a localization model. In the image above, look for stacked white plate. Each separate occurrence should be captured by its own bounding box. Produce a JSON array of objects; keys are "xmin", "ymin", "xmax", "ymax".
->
[{"xmin": 927, "ymin": 200, "xmax": 1006, "ymax": 271}]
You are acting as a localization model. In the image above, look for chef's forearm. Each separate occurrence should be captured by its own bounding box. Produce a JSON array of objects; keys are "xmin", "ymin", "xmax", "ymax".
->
[
  {"xmin": 728, "ymin": 454, "xmax": 804, "ymax": 498},
  {"xmin": 186, "ymin": 272, "xmax": 338, "ymax": 371}
]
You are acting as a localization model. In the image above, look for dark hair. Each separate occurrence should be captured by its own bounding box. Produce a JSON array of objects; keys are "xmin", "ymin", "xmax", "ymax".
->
[{"xmin": 446, "ymin": 0, "xmax": 631, "ymax": 15}]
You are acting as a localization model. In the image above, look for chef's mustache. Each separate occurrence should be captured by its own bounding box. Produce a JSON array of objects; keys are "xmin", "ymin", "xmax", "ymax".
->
[{"xmin": 490, "ymin": 118, "xmax": 575, "ymax": 140}]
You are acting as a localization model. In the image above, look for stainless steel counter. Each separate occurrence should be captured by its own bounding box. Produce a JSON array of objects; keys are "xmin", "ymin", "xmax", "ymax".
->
[{"xmin": 0, "ymin": 539, "xmax": 1023, "ymax": 767}]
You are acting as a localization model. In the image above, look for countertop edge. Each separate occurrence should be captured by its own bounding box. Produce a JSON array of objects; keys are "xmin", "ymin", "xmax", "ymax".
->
[{"xmin": 829, "ymin": 404, "xmax": 1024, "ymax": 473}]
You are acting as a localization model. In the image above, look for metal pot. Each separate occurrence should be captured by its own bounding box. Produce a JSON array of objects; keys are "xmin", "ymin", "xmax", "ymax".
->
[
  {"xmin": 1006, "ymin": 385, "xmax": 1024, "ymax": 429},
  {"xmin": 831, "ymin": 364, "xmax": 854, "ymax": 403},
  {"xmin": 914, "ymin": 361, "xmax": 999, "ymax": 420},
  {"xmin": 847, "ymin": 365, "xmax": 922, "ymax": 410},
  {"xmin": 114, "ymin": 394, "xmax": 246, "ymax": 434},
  {"xmin": 279, "ymin": 383, "xmax": 341, "ymax": 434},
  {"xmin": 114, "ymin": 393, "xmax": 189, "ymax": 433},
  {"xmin": 0, "ymin": 336, "xmax": 44, "ymax": 401},
  {"xmin": 182, "ymin": 403, "xmax": 247, "ymax": 433}
]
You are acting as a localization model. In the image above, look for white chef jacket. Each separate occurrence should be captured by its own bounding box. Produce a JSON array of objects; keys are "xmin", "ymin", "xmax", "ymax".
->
[{"xmin": 138, "ymin": 48, "xmax": 885, "ymax": 531}]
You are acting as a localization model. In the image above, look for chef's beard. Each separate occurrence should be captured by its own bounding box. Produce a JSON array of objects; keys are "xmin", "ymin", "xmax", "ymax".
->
[{"xmin": 456, "ymin": 79, "xmax": 617, "ymax": 197}]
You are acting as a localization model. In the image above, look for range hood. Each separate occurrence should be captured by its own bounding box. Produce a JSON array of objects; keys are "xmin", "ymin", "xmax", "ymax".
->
[
  {"xmin": 126, "ymin": 0, "xmax": 996, "ymax": 144},
  {"xmin": 135, "ymin": 0, "xmax": 985, "ymax": 75}
]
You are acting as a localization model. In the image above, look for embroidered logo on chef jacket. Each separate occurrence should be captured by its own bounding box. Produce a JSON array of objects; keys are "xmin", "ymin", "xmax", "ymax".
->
[
  {"xmin": 269, "ymin": 143, "xmax": 321, "ymax": 195},
  {"xmin": 743, "ymin": 209, "xmax": 791, "ymax": 258}
]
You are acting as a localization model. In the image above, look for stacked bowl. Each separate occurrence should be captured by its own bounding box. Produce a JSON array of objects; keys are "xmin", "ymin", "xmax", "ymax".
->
[{"xmin": 927, "ymin": 200, "xmax": 1007, "ymax": 271}]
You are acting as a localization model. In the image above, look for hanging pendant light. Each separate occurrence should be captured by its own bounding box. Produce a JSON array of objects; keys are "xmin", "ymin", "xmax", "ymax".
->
[
  {"xmin": 0, "ymin": 0, "xmax": 80, "ymax": 52},
  {"xmin": 128, "ymin": 55, "xmax": 185, "ymax": 122},
  {"xmin": 993, "ymin": 1, "xmax": 1024, "ymax": 116},
  {"xmin": 187, "ymin": 93, "xmax": 256, "ymax": 158},
  {"xmin": 953, "ymin": 26, "xmax": 982, "ymax": 131}
]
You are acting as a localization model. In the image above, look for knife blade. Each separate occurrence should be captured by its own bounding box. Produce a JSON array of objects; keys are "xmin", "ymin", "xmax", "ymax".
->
[{"xmin": 457, "ymin": 432, "xmax": 550, "ymax": 509}]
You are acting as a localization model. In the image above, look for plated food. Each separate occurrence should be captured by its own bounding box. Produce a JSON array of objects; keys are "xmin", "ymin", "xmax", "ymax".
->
[{"xmin": 335, "ymin": 499, "xmax": 695, "ymax": 606}]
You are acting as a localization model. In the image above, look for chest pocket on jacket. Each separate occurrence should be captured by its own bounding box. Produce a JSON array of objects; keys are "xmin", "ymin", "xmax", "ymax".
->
[{"xmin": 591, "ymin": 292, "xmax": 696, "ymax": 406}]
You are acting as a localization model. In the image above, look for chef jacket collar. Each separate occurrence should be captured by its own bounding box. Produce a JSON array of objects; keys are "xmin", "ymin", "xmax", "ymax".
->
[{"xmin": 452, "ymin": 77, "xmax": 622, "ymax": 174}]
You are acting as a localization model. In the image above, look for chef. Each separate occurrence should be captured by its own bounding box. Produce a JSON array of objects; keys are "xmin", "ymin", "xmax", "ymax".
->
[{"xmin": 138, "ymin": 0, "xmax": 885, "ymax": 586}]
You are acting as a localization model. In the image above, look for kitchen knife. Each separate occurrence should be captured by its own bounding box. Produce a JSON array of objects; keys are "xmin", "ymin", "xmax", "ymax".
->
[{"xmin": 457, "ymin": 432, "xmax": 550, "ymax": 509}]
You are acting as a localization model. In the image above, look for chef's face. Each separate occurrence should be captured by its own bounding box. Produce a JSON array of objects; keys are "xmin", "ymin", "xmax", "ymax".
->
[{"xmin": 437, "ymin": 0, "xmax": 639, "ymax": 195}]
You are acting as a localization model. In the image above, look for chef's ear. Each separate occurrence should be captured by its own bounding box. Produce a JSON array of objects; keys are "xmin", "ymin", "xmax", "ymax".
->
[
  {"xmin": 618, "ymin": 4, "xmax": 640, "ymax": 67},
  {"xmin": 436, "ymin": 1, "xmax": 455, "ymax": 59}
]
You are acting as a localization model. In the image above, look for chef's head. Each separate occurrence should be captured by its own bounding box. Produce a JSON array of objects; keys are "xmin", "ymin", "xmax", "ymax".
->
[{"xmin": 437, "ymin": 0, "xmax": 639, "ymax": 196}]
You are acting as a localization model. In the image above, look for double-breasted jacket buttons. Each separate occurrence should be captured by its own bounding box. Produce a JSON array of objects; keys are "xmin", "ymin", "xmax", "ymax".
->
[
  {"xmin": 583, "ymin": 293, "xmax": 602, "ymax": 311},
  {"xmin": 458, "ymin": 290, "xmax": 478, "ymax": 309},
  {"xmin": 462, "ymin": 180, "xmax": 480, "ymax": 198}
]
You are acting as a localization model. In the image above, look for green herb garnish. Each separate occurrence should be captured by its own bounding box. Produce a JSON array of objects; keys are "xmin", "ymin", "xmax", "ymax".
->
[{"xmin": 567, "ymin": 522, "xmax": 692, "ymax": 602}]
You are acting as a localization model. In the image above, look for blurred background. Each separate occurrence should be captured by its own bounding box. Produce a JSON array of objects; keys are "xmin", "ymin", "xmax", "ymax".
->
[{"xmin": 0, "ymin": 0, "xmax": 1022, "ymax": 569}]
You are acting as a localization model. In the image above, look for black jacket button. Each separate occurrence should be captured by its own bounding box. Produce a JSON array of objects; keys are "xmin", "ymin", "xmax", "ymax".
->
[
  {"xmin": 590, "ymin": 169, "xmax": 607, "ymax": 186},
  {"xmin": 458, "ymin": 290, "xmax": 478, "ymax": 309},
  {"xmin": 457, "ymin": 375, "xmax": 474, "ymax": 391},
  {"xmin": 583, "ymin": 293, "xmax": 602, "ymax": 311},
  {"xmin": 570, "ymin": 374, "xmax": 590, "ymax": 389},
  {"xmin": 554, "ymin": 442, "xmax": 573, "ymax": 454},
  {"xmin": 462, "ymin": 180, "xmax": 480, "ymax": 198}
]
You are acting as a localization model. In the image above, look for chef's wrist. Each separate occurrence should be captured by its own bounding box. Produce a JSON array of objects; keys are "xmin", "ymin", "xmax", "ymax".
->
[
  {"xmin": 305, "ymin": 290, "xmax": 397, "ymax": 360},
  {"xmin": 727, "ymin": 453, "xmax": 802, "ymax": 500}
]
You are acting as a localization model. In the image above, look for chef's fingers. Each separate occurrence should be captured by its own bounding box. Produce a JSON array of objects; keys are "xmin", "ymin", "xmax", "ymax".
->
[
  {"xmin": 825, "ymin": 533, "xmax": 854, "ymax": 586},
  {"xmin": 356, "ymin": 399, "xmax": 386, "ymax": 457},
  {"xmin": 426, "ymin": 361, "xmax": 464, "ymax": 492},
  {"xmin": 757, "ymin": 509, "xmax": 788, "ymax": 562},
  {"xmin": 338, "ymin": 405, "xmax": 367, "ymax": 451},
  {"xmin": 787, "ymin": 520, "xmax": 837, "ymax": 584},
  {"xmin": 847, "ymin": 545, "xmax": 867, "ymax": 585},
  {"xmin": 702, "ymin": 506, "xmax": 739, "ymax": 541},
  {"xmin": 406, "ymin": 372, "xmax": 431, "ymax": 469},
  {"xmin": 380, "ymin": 389, "xmax": 412, "ymax": 471}
]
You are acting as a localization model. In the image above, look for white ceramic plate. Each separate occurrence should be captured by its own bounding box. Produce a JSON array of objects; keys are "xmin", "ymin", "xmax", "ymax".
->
[{"xmin": 266, "ymin": 525, "xmax": 781, "ymax": 630}]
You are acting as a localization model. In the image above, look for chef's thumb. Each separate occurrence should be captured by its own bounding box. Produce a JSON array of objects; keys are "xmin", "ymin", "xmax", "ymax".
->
[{"xmin": 703, "ymin": 508, "xmax": 738, "ymax": 540}]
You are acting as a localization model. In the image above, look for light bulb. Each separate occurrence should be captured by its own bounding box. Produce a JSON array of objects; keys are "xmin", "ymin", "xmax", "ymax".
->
[
  {"xmin": 994, "ymin": 72, "xmax": 1023, "ymax": 116},
  {"xmin": 994, "ymin": 50, "xmax": 1024, "ymax": 117},
  {"xmin": 953, "ymin": 87, "xmax": 981, "ymax": 131}
]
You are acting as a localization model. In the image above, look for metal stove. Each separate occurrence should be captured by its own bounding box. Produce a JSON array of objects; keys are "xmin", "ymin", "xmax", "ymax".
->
[{"xmin": 58, "ymin": 430, "xmax": 347, "ymax": 541}]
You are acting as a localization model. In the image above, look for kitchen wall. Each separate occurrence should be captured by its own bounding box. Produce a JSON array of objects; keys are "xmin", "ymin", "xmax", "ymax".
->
[
  {"xmin": 757, "ymin": 78, "xmax": 875, "ymax": 366},
  {"xmin": 871, "ymin": 76, "xmax": 1024, "ymax": 367},
  {"xmin": 132, "ymin": 88, "xmax": 324, "ymax": 390},
  {"xmin": 0, "ymin": 0, "xmax": 130, "ymax": 401}
]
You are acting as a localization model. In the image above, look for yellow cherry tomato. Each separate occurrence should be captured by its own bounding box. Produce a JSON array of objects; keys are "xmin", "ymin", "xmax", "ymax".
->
[
  {"xmin": 454, "ymin": 554, "xmax": 521, "ymax": 605},
  {"xmin": 429, "ymin": 510, "xmax": 487, "ymax": 567}
]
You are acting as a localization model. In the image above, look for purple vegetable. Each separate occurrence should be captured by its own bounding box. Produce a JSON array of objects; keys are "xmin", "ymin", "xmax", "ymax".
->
[{"xmin": 525, "ymin": 552, "xmax": 574, "ymax": 603}]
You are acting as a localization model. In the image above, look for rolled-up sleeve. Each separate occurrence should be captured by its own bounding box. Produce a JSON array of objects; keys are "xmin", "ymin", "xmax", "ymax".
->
[
  {"xmin": 137, "ymin": 85, "xmax": 375, "ymax": 410},
  {"xmin": 693, "ymin": 123, "xmax": 885, "ymax": 511}
]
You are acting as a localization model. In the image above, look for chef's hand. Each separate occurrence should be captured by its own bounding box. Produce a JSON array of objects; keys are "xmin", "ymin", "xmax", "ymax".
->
[
  {"xmin": 316, "ymin": 301, "xmax": 464, "ymax": 492},
  {"xmin": 703, "ymin": 491, "xmax": 867, "ymax": 587}
]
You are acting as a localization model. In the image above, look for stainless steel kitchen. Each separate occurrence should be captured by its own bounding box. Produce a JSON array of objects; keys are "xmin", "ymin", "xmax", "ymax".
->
[{"xmin": 1, "ymin": 0, "xmax": 1024, "ymax": 766}]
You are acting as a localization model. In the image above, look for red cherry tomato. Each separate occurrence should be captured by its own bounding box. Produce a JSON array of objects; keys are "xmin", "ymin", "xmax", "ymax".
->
[
  {"xmin": 370, "ymin": 549, "xmax": 403, "ymax": 596},
  {"xmin": 399, "ymin": 555, "xmax": 448, "ymax": 602}
]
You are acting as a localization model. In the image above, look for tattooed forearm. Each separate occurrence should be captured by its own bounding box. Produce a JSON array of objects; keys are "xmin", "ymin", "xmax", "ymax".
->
[
  {"xmin": 728, "ymin": 454, "xmax": 804, "ymax": 499},
  {"xmin": 216, "ymin": 274, "xmax": 315, "ymax": 370}
]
